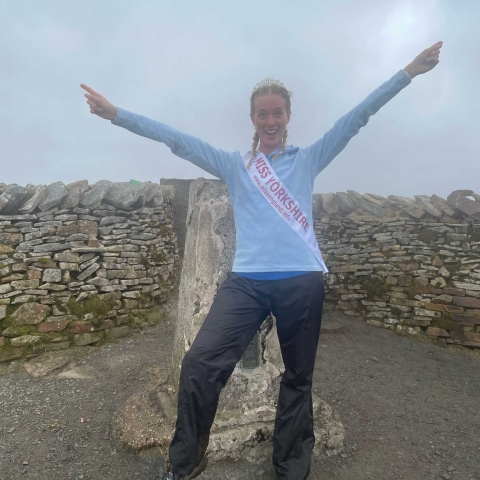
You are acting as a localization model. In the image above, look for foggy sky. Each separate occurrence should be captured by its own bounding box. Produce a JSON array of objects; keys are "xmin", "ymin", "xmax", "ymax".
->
[{"xmin": 1, "ymin": 0, "xmax": 478, "ymax": 199}]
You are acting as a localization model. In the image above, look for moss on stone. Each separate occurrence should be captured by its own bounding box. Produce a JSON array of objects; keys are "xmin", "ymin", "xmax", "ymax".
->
[
  {"xmin": 54, "ymin": 299, "xmax": 68, "ymax": 314},
  {"xmin": 129, "ymin": 307, "xmax": 164, "ymax": 328},
  {"xmin": 2, "ymin": 324, "xmax": 38, "ymax": 336},
  {"xmin": 36, "ymin": 257, "xmax": 52, "ymax": 265},
  {"xmin": 138, "ymin": 293, "xmax": 154, "ymax": 309},
  {"xmin": 158, "ymin": 224, "xmax": 173, "ymax": 237},
  {"xmin": 360, "ymin": 276, "xmax": 392, "ymax": 301},
  {"xmin": 64, "ymin": 295, "xmax": 113, "ymax": 319},
  {"xmin": 431, "ymin": 314, "xmax": 462, "ymax": 332},
  {"xmin": 405, "ymin": 279, "xmax": 432, "ymax": 300},
  {"xmin": 417, "ymin": 230, "xmax": 440, "ymax": 244},
  {"xmin": 390, "ymin": 306, "xmax": 404, "ymax": 317},
  {"xmin": 0, "ymin": 341, "xmax": 25, "ymax": 355},
  {"xmin": 139, "ymin": 256, "xmax": 151, "ymax": 268},
  {"xmin": 467, "ymin": 227, "xmax": 480, "ymax": 242},
  {"xmin": 150, "ymin": 249, "xmax": 167, "ymax": 264}
]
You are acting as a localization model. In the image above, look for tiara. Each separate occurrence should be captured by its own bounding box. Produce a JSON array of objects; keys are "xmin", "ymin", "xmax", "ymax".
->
[{"xmin": 252, "ymin": 77, "xmax": 290, "ymax": 94}]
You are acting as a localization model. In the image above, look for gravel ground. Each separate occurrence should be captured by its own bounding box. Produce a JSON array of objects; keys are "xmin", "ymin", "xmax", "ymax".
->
[{"xmin": 1, "ymin": 304, "xmax": 479, "ymax": 480}]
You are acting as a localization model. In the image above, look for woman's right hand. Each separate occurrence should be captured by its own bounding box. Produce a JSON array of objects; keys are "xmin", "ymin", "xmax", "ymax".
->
[{"xmin": 80, "ymin": 84, "xmax": 117, "ymax": 120}]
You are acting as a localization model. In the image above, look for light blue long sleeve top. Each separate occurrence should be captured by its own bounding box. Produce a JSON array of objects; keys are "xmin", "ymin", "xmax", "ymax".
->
[{"xmin": 112, "ymin": 70, "xmax": 411, "ymax": 273}]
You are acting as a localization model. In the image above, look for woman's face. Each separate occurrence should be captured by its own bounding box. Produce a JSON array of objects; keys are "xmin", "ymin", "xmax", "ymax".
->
[{"xmin": 251, "ymin": 94, "xmax": 290, "ymax": 154}]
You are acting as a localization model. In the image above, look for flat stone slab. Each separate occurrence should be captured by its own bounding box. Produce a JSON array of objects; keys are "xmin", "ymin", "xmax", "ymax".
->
[
  {"xmin": 24, "ymin": 355, "xmax": 72, "ymax": 378},
  {"xmin": 321, "ymin": 322, "xmax": 347, "ymax": 335},
  {"xmin": 57, "ymin": 365, "xmax": 96, "ymax": 380}
]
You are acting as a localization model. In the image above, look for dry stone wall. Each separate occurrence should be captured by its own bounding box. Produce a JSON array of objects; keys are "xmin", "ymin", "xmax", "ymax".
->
[
  {"xmin": 0, "ymin": 180, "xmax": 178, "ymax": 363},
  {"xmin": 314, "ymin": 189, "xmax": 480, "ymax": 349},
  {"xmin": 2, "ymin": 177, "xmax": 479, "ymax": 363}
]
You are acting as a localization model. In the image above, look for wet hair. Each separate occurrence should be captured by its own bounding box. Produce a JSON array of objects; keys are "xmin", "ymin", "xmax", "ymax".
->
[{"xmin": 249, "ymin": 78, "xmax": 292, "ymax": 167}]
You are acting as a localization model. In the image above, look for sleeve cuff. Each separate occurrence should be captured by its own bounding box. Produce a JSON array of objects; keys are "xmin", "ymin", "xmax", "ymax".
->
[
  {"xmin": 111, "ymin": 107, "xmax": 126, "ymax": 126},
  {"xmin": 401, "ymin": 69, "xmax": 412, "ymax": 81}
]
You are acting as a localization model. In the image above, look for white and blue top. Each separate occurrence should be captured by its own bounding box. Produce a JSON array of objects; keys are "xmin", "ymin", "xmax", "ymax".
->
[{"xmin": 112, "ymin": 70, "xmax": 411, "ymax": 279}]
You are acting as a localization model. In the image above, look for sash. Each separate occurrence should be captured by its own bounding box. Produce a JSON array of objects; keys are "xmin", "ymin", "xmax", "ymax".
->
[{"xmin": 242, "ymin": 152, "xmax": 328, "ymax": 273}]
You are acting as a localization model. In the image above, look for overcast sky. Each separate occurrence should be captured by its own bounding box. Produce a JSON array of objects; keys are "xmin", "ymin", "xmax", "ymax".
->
[{"xmin": 1, "ymin": 0, "xmax": 478, "ymax": 199}]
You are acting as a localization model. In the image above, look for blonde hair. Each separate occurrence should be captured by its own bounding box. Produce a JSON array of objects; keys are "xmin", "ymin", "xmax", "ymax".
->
[{"xmin": 248, "ymin": 77, "xmax": 292, "ymax": 168}]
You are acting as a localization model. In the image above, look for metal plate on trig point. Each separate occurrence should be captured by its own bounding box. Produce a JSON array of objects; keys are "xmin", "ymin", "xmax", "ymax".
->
[{"xmin": 242, "ymin": 332, "xmax": 259, "ymax": 369}]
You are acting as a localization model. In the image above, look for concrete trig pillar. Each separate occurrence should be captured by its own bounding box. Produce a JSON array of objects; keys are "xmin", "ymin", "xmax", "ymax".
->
[
  {"xmin": 170, "ymin": 179, "xmax": 344, "ymax": 463},
  {"xmin": 112, "ymin": 178, "xmax": 344, "ymax": 465}
]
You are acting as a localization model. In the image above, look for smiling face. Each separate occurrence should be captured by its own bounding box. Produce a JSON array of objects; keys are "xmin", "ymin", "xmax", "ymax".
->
[{"xmin": 251, "ymin": 93, "xmax": 291, "ymax": 156}]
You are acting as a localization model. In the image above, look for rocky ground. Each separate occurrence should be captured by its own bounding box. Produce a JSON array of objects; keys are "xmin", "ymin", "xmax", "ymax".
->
[{"xmin": 1, "ymin": 304, "xmax": 479, "ymax": 480}]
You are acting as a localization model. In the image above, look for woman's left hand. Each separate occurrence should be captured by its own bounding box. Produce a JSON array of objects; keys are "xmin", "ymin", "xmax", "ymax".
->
[{"xmin": 403, "ymin": 41, "xmax": 443, "ymax": 79}]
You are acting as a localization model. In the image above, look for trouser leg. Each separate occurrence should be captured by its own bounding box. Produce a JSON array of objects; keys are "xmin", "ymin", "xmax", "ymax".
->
[
  {"xmin": 271, "ymin": 272, "xmax": 325, "ymax": 480},
  {"xmin": 169, "ymin": 273, "xmax": 270, "ymax": 476}
]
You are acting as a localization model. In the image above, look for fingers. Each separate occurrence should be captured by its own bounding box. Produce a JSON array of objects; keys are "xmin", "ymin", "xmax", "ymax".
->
[
  {"xmin": 80, "ymin": 84, "xmax": 102, "ymax": 96},
  {"xmin": 422, "ymin": 42, "xmax": 442, "ymax": 64},
  {"xmin": 427, "ymin": 48, "xmax": 441, "ymax": 62},
  {"xmin": 426, "ymin": 41, "xmax": 443, "ymax": 53},
  {"xmin": 86, "ymin": 99, "xmax": 104, "ymax": 115}
]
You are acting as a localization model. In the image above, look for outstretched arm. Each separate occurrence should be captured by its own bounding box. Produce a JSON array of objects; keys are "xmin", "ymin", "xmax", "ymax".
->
[
  {"xmin": 80, "ymin": 85, "xmax": 234, "ymax": 180},
  {"xmin": 305, "ymin": 42, "xmax": 443, "ymax": 177}
]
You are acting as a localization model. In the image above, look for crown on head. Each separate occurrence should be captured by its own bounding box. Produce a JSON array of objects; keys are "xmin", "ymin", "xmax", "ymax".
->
[{"xmin": 252, "ymin": 77, "xmax": 290, "ymax": 94}]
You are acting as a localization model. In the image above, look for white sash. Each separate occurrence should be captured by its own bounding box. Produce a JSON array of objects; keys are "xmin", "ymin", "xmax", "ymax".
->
[{"xmin": 243, "ymin": 152, "xmax": 328, "ymax": 273}]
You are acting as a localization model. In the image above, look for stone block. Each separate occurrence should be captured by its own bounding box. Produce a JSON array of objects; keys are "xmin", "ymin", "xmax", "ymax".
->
[
  {"xmin": 38, "ymin": 341, "xmax": 70, "ymax": 353},
  {"xmin": 42, "ymin": 269, "xmax": 62, "ymax": 282},
  {"xmin": 60, "ymin": 180, "xmax": 89, "ymax": 209},
  {"xmin": 443, "ymin": 305, "xmax": 464, "ymax": 314},
  {"xmin": 399, "ymin": 262, "xmax": 419, "ymax": 272},
  {"xmin": 11, "ymin": 335, "xmax": 42, "ymax": 346},
  {"xmin": 27, "ymin": 270, "xmax": 42, "ymax": 280},
  {"xmin": 12, "ymin": 295, "xmax": 38, "ymax": 304},
  {"xmin": 59, "ymin": 262, "xmax": 80, "ymax": 271},
  {"xmin": 106, "ymin": 270, "xmax": 127, "ymax": 279},
  {"xmin": 426, "ymin": 327, "xmax": 449, "ymax": 337},
  {"xmin": 77, "ymin": 220, "xmax": 98, "ymax": 235},
  {"xmin": 452, "ymin": 296, "xmax": 480, "ymax": 309},
  {"xmin": 464, "ymin": 332, "xmax": 480, "ymax": 343},
  {"xmin": 425, "ymin": 303, "xmax": 444, "ymax": 312},
  {"xmin": 77, "ymin": 263, "xmax": 100, "ymax": 281},
  {"xmin": 453, "ymin": 282, "xmax": 480, "ymax": 291},
  {"xmin": 122, "ymin": 291, "xmax": 141, "ymax": 299},
  {"xmin": 403, "ymin": 318, "xmax": 431, "ymax": 327},
  {"xmin": 71, "ymin": 321, "xmax": 109, "ymax": 334},
  {"xmin": 33, "ymin": 243, "xmax": 69, "ymax": 253},
  {"xmin": 0, "ymin": 349, "xmax": 23, "ymax": 363},
  {"xmin": 37, "ymin": 320, "xmax": 69, "ymax": 333},
  {"xmin": 73, "ymin": 332, "xmax": 103, "ymax": 346},
  {"xmin": 432, "ymin": 295, "xmax": 453, "ymax": 304},
  {"xmin": 11, "ymin": 279, "xmax": 40, "ymax": 290},
  {"xmin": 451, "ymin": 314, "xmax": 480, "ymax": 325},
  {"xmin": 54, "ymin": 252, "xmax": 79, "ymax": 263},
  {"xmin": 10, "ymin": 302, "xmax": 50, "ymax": 325}
]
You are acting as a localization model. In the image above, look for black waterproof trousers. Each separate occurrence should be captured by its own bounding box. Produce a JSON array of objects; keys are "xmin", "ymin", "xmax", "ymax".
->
[{"xmin": 169, "ymin": 271, "xmax": 325, "ymax": 480}]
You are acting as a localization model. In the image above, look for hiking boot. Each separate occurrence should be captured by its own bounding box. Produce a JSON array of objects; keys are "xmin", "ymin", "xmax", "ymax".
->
[
  {"xmin": 162, "ymin": 472, "xmax": 182, "ymax": 480},
  {"xmin": 161, "ymin": 454, "xmax": 208, "ymax": 480}
]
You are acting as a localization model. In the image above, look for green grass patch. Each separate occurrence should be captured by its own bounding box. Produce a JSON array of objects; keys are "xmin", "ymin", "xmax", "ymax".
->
[{"xmin": 63, "ymin": 295, "xmax": 113, "ymax": 319}]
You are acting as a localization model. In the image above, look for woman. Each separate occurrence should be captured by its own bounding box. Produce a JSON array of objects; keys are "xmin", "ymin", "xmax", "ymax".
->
[{"xmin": 82, "ymin": 41, "xmax": 442, "ymax": 480}]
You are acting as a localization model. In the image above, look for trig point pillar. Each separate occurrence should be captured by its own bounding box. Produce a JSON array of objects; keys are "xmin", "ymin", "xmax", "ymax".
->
[{"xmin": 113, "ymin": 178, "xmax": 344, "ymax": 464}]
